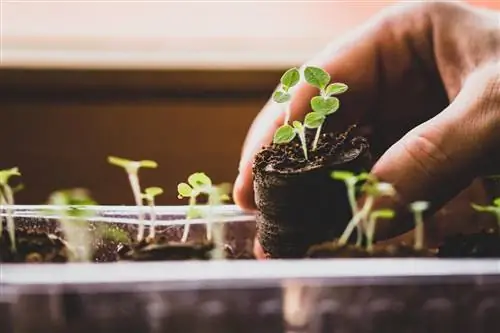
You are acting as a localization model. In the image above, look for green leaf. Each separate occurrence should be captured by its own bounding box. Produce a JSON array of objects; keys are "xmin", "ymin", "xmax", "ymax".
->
[
  {"xmin": 280, "ymin": 67, "xmax": 300, "ymax": 88},
  {"xmin": 47, "ymin": 188, "xmax": 97, "ymax": 218},
  {"xmin": 107, "ymin": 156, "xmax": 132, "ymax": 169},
  {"xmin": 371, "ymin": 209, "xmax": 395, "ymax": 220},
  {"xmin": 471, "ymin": 203, "xmax": 497, "ymax": 213},
  {"xmin": 311, "ymin": 96, "xmax": 339, "ymax": 115},
  {"xmin": 304, "ymin": 112, "xmax": 325, "ymax": 128},
  {"xmin": 108, "ymin": 156, "xmax": 157, "ymax": 170},
  {"xmin": 177, "ymin": 182, "xmax": 193, "ymax": 198},
  {"xmin": 331, "ymin": 170, "xmax": 355, "ymax": 181},
  {"xmin": 325, "ymin": 82, "xmax": 348, "ymax": 96},
  {"xmin": 187, "ymin": 207, "xmax": 203, "ymax": 219},
  {"xmin": 139, "ymin": 160, "xmax": 158, "ymax": 168},
  {"xmin": 145, "ymin": 187, "xmax": 163, "ymax": 197},
  {"xmin": 410, "ymin": 201, "xmax": 430, "ymax": 212},
  {"xmin": 273, "ymin": 124, "xmax": 296, "ymax": 144},
  {"xmin": 272, "ymin": 90, "xmax": 291, "ymax": 103},
  {"xmin": 188, "ymin": 172, "xmax": 212, "ymax": 189},
  {"xmin": 304, "ymin": 66, "xmax": 330, "ymax": 89},
  {"xmin": 292, "ymin": 121, "xmax": 303, "ymax": 130},
  {"xmin": 494, "ymin": 198, "xmax": 500, "ymax": 207},
  {"xmin": 0, "ymin": 167, "xmax": 21, "ymax": 185}
]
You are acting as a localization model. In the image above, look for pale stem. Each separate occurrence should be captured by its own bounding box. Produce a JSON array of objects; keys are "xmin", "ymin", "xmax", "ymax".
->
[
  {"xmin": 414, "ymin": 210, "xmax": 424, "ymax": 250},
  {"xmin": 4, "ymin": 185, "xmax": 16, "ymax": 251},
  {"xmin": 181, "ymin": 195, "xmax": 196, "ymax": 243},
  {"xmin": 148, "ymin": 199, "xmax": 156, "ymax": 239},
  {"xmin": 208, "ymin": 192, "xmax": 225, "ymax": 259},
  {"xmin": 298, "ymin": 130, "xmax": 309, "ymax": 160},
  {"xmin": 60, "ymin": 217, "xmax": 91, "ymax": 262},
  {"xmin": 284, "ymin": 103, "xmax": 291, "ymax": 125},
  {"xmin": 338, "ymin": 196, "xmax": 374, "ymax": 246},
  {"xmin": 0, "ymin": 190, "xmax": 5, "ymax": 234},
  {"xmin": 312, "ymin": 124, "xmax": 322, "ymax": 151},
  {"xmin": 345, "ymin": 180, "xmax": 362, "ymax": 246},
  {"xmin": 496, "ymin": 211, "xmax": 500, "ymax": 237},
  {"xmin": 366, "ymin": 214, "xmax": 378, "ymax": 253},
  {"xmin": 128, "ymin": 171, "xmax": 145, "ymax": 242}
]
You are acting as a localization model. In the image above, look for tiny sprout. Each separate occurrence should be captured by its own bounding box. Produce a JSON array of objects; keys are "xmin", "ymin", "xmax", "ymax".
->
[
  {"xmin": 366, "ymin": 209, "xmax": 395, "ymax": 253},
  {"xmin": 272, "ymin": 67, "xmax": 301, "ymax": 125},
  {"xmin": 303, "ymin": 66, "xmax": 348, "ymax": 151},
  {"xmin": 472, "ymin": 198, "xmax": 500, "ymax": 236},
  {"xmin": 409, "ymin": 201, "xmax": 430, "ymax": 251},
  {"xmin": 142, "ymin": 187, "xmax": 164, "ymax": 239},
  {"xmin": 0, "ymin": 167, "xmax": 21, "ymax": 251},
  {"xmin": 108, "ymin": 155, "xmax": 158, "ymax": 242},
  {"xmin": 331, "ymin": 171, "xmax": 373, "ymax": 246},
  {"xmin": 273, "ymin": 121, "xmax": 309, "ymax": 160}
]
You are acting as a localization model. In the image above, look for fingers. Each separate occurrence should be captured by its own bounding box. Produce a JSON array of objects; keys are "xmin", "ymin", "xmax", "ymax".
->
[{"xmin": 371, "ymin": 63, "xmax": 500, "ymax": 240}]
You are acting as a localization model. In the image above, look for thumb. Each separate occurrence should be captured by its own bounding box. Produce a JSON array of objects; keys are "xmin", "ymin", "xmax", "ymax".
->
[{"xmin": 371, "ymin": 64, "xmax": 500, "ymax": 240}]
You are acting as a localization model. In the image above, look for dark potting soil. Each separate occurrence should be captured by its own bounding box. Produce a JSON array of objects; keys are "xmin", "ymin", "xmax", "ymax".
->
[
  {"xmin": 253, "ymin": 125, "xmax": 372, "ymax": 258},
  {"xmin": 0, "ymin": 227, "xmax": 70, "ymax": 263},
  {"xmin": 437, "ymin": 229, "xmax": 500, "ymax": 258}
]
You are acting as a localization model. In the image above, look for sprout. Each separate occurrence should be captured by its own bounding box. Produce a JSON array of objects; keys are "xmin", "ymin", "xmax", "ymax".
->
[
  {"xmin": 337, "ymin": 178, "xmax": 396, "ymax": 246},
  {"xmin": 303, "ymin": 66, "xmax": 348, "ymax": 151},
  {"xmin": 272, "ymin": 67, "xmax": 301, "ymax": 125},
  {"xmin": 331, "ymin": 171, "xmax": 373, "ymax": 246},
  {"xmin": 0, "ymin": 167, "xmax": 21, "ymax": 251},
  {"xmin": 366, "ymin": 209, "xmax": 395, "ymax": 253},
  {"xmin": 142, "ymin": 187, "xmax": 164, "ymax": 240},
  {"xmin": 409, "ymin": 201, "xmax": 430, "ymax": 251},
  {"xmin": 273, "ymin": 121, "xmax": 309, "ymax": 160},
  {"xmin": 108, "ymin": 156, "xmax": 158, "ymax": 242},
  {"xmin": 48, "ymin": 188, "xmax": 97, "ymax": 261},
  {"xmin": 472, "ymin": 198, "xmax": 500, "ymax": 236}
]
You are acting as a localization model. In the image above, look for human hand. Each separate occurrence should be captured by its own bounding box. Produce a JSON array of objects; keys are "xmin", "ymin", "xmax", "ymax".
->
[{"xmin": 233, "ymin": 2, "xmax": 500, "ymax": 257}]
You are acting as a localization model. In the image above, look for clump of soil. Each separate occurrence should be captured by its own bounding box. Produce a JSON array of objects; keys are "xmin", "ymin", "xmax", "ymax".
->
[
  {"xmin": 437, "ymin": 229, "xmax": 500, "ymax": 258},
  {"xmin": 0, "ymin": 227, "xmax": 70, "ymax": 263},
  {"xmin": 253, "ymin": 125, "xmax": 372, "ymax": 258}
]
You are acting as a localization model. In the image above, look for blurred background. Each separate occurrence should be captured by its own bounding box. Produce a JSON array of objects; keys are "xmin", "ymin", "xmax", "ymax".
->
[{"xmin": 1, "ymin": 0, "xmax": 498, "ymax": 205}]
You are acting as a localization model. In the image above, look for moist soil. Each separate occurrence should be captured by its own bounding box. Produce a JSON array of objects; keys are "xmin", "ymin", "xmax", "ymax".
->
[
  {"xmin": 0, "ymin": 226, "xmax": 70, "ymax": 263},
  {"xmin": 437, "ymin": 228, "xmax": 500, "ymax": 258},
  {"xmin": 253, "ymin": 125, "xmax": 372, "ymax": 258}
]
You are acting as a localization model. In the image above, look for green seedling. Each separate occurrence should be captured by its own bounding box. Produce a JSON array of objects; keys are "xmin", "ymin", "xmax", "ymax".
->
[
  {"xmin": 409, "ymin": 201, "xmax": 430, "ymax": 251},
  {"xmin": 472, "ymin": 198, "xmax": 500, "ymax": 236},
  {"xmin": 108, "ymin": 156, "xmax": 158, "ymax": 242},
  {"xmin": 366, "ymin": 209, "xmax": 395, "ymax": 253},
  {"xmin": 338, "ymin": 179, "xmax": 396, "ymax": 246},
  {"xmin": 331, "ymin": 171, "xmax": 372, "ymax": 246},
  {"xmin": 141, "ymin": 186, "xmax": 164, "ymax": 240},
  {"xmin": 0, "ymin": 167, "xmax": 21, "ymax": 251},
  {"xmin": 272, "ymin": 67, "xmax": 301, "ymax": 125},
  {"xmin": 303, "ymin": 66, "xmax": 348, "ymax": 151},
  {"xmin": 273, "ymin": 121, "xmax": 309, "ymax": 160},
  {"xmin": 48, "ymin": 188, "xmax": 97, "ymax": 261}
]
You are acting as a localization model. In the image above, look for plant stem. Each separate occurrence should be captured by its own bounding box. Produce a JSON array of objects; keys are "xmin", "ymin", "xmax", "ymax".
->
[
  {"xmin": 128, "ymin": 172, "xmax": 145, "ymax": 242},
  {"xmin": 298, "ymin": 129, "xmax": 308, "ymax": 160},
  {"xmin": 181, "ymin": 195, "xmax": 196, "ymax": 243},
  {"xmin": 312, "ymin": 124, "xmax": 322, "ymax": 151},
  {"xmin": 345, "ymin": 180, "xmax": 362, "ymax": 246},
  {"xmin": 148, "ymin": 199, "xmax": 156, "ymax": 239},
  {"xmin": 496, "ymin": 211, "xmax": 500, "ymax": 237},
  {"xmin": 3, "ymin": 185, "xmax": 16, "ymax": 251},
  {"xmin": 0, "ymin": 190, "xmax": 5, "ymax": 235},
  {"xmin": 338, "ymin": 196, "xmax": 373, "ymax": 246},
  {"xmin": 284, "ymin": 103, "xmax": 291, "ymax": 125},
  {"xmin": 414, "ymin": 210, "xmax": 424, "ymax": 251},
  {"xmin": 366, "ymin": 214, "xmax": 377, "ymax": 253},
  {"xmin": 208, "ymin": 190, "xmax": 225, "ymax": 260}
]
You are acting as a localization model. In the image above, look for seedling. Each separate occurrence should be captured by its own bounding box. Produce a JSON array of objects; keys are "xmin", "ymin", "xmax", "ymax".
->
[
  {"xmin": 272, "ymin": 67, "xmax": 301, "ymax": 125},
  {"xmin": 338, "ymin": 178, "xmax": 396, "ymax": 246},
  {"xmin": 141, "ymin": 186, "xmax": 164, "ymax": 240},
  {"xmin": 273, "ymin": 121, "xmax": 309, "ymax": 160},
  {"xmin": 409, "ymin": 201, "xmax": 430, "ymax": 250},
  {"xmin": 331, "ymin": 171, "xmax": 372, "ymax": 246},
  {"xmin": 107, "ymin": 156, "xmax": 158, "ymax": 242},
  {"xmin": 48, "ymin": 188, "xmax": 97, "ymax": 261},
  {"xmin": 0, "ymin": 167, "xmax": 21, "ymax": 251},
  {"xmin": 366, "ymin": 209, "xmax": 395, "ymax": 252},
  {"xmin": 472, "ymin": 198, "xmax": 500, "ymax": 236},
  {"xmin": 303, "ymin": 66, "xmax": 348, "ymax": 151}
]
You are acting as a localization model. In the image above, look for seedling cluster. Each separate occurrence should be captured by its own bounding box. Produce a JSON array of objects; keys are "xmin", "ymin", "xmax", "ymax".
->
[{"xmin": 273, "ymin": 66, "xmax": 349, "ymax": 159}]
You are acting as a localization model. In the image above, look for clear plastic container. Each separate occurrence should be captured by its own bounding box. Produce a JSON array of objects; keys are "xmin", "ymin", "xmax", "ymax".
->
[{"xmin": 2, "ymin": 205, "xmax": 500, "ymax": 333}]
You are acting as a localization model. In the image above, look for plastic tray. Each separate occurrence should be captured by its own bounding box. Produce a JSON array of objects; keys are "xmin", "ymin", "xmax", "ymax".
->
[{"xmin": 2, "ymin": 205, "xmax": 500, "ymax": 333}]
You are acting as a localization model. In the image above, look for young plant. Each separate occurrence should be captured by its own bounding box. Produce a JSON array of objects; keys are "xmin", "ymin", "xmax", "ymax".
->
[
  {"xmin": 303, "ymin": 66, "xmax": 348, "ymax": 151},
  {"xmin": 337, "ymin": 178, "xmax": 396, "ymax": 246},
  {"xmin": 0, "ymin": 167, "xmax": 21, "ymax": 251},
  {"xmin": 331, "ymin": 171, "xmax": 372, "ymax": 246},
  {"xmin": 141, "ymin": 186, "xmax": 164, "ymax": 240},
  {"xmin": 472, "ymin": 198, "xmax": 500, "ymax": 236},
  {"xmin": 107, "ymin": 156, "xmax": 158, "ymax": 242},
  {"xmin": 48, "ymin": 188, "xmax": 97, "ymax": 262},
  {"xmin": 273, "ymin": 67, "xmax": 301, "ymax": 126},
  {"xmin": 273, "ymin": 120, "xmax": 309, "ymax": 160},
  {"xmin": 366, "ymin": 209, "xmax": 395, "ymax": 253},
  {"xmin": 409, "ymin": 201, "xmax": 430, "ymax": 251}
]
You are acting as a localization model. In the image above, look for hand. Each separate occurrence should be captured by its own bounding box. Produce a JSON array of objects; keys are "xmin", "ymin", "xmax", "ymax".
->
[{"xmin": 233, "ymin": 2, "xmax": 500, "ymax": 256}]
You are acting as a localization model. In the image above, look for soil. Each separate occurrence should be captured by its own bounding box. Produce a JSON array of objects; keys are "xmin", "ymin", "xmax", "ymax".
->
[
  {"xmin": 0, "ymin": 226, "xmax": 70, "ymax": 263},
  {"xmin": 437, "ymin": 228, "xmax": 500, "ymax": 258},
  {"xmin": 253, "ymin": 125, "xmax": 372, "ymax": 258}
]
